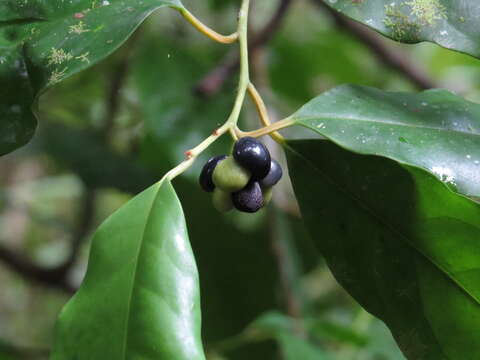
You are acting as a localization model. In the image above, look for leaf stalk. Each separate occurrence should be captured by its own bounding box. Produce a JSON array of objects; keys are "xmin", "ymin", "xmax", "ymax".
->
[
  {"xmin": 179, "ymin": 8, "xmax": 239, "ymax": 44},
  {"xmin": 246, "ymin": 82, "xmax": 285, "ymax": 143},
  {"xmin": 236, "ymin": 117, "xmax": 294, "ymax": 143}
]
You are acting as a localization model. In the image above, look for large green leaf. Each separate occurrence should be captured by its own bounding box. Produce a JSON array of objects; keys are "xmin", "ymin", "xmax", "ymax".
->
[
  {"xmin": 289, "ymin": 84, "xmax": 480, "ymax": 198},
  {"xmin": 286, "ymin": 140, "xmax": 480, "ymax": 359},
  {"xmin": 0, "ymin": 0, "xmax": 183, "ymax": 156},
  {"xmin": 285, "ymin": 84, "xmax": 480, "ymax": 358},
  {"xmin": 50, "ymin": 179, "xmax": 205, "ymax": 360},
  {"xmin": 324, "ymin": 0, "xmax": 480, "ymax": 58}
]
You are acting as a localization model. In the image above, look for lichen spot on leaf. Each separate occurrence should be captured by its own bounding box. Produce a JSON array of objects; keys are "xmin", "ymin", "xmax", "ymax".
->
[{"xmin": 404, "ymin": 0, "xmax": 447, "ymax": 26}]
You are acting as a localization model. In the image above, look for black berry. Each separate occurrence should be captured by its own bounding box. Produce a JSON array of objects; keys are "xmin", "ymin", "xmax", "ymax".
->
[
  {"xmin": 233, "ymin": 137, "xmax": 271, "ymax": 180},
  {"xmin": 260, "ymin": 159, "xmax": 283, "ymax": 188},
  {"xmin": 232, "ymin": 181, "xmax": 264, "ymax": 213},
  {"xmin": 199, "ymin": 155, "xmax": 227, "ymax": 192}
]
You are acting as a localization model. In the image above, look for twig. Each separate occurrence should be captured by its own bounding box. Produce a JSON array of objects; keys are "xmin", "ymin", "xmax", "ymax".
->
[
  {"xmin": 195, "ymin": 0, "xmax": 292, "ymax": 97},
  {"xmin": 0, "ymin": 185, "xmax": 96, "ymax": 293},
  {"xmin": 166, "ymin": 0, "xmax": 252, "ymax": 181},
  {"xmin": 0, "ymin": 245, "xmax": 75, "ymax": 293},
  {"xmin": 102, "ymin": 30, "xmax": 141, "ymax": 138},
  {"xmin": 313, "ymin": 0, "xmax": 437, "ymax": 90},
  {"xmin": 246, "ymin": 82, "xmax": 285, "ymax": 143},
  {"xmin": 56, "ymin": 188, "xmax": 96, "ymax": 274}
]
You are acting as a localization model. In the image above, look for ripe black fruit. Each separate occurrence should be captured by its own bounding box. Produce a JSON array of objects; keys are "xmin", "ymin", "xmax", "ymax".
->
[
  {"xmin": 260, "ymin": 159, "xmax": 283, "ymax": 188},
  {"xmin": 232, "ymin": 181, "xmax": 264, "ymax": 213},
  {"xmin": 199, "ymin": 155, "xmax": 227, "ymax": 192},
  {"xmin": 233, "ymin": 137, "xmax": 271, "ymax": 180}
]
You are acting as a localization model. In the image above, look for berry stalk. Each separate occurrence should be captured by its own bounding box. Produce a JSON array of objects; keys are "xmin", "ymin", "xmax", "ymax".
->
[{"xmin": 165, "ymin": 0, "xmax": 251, "ymax": 181}]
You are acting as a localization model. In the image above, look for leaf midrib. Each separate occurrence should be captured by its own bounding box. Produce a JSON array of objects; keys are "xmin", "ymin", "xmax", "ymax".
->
[
  {"xmin": 294, "ymin": 115, "xmax": 480, "ymax": 138},
  {"xmin": 121, "ymin": 181, "xmax": 163, "ymax": 360},
  {"xmin": 286, "ymin": 142, "xmax": 480, "ymax": 306}
]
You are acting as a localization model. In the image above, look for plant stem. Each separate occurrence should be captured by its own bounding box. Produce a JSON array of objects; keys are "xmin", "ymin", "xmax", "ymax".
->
[
  {"xmin": 165, "ymin": 0, "xmax": 251, "ymax": 181},
  {"xmin": 247, "ymin": 82, "xmax": 284, "ymax": 143},
  {"xmin": 237, "ymin": 117, "xmax": 294, "ymax": 142},
  {"xmin": 179, "ymin": 8, "xmax": 239, "ymax": 44},
  {"xmin": 195, "ymin": 0, "xmax": 293, "ymax": 96},
  {"xmin": 248, "ymin": 83, "xmax": 270, "ymax": 127},
  {"xmin": 223, "ymin": 0, "xmax": 250, "ymax": 129}
]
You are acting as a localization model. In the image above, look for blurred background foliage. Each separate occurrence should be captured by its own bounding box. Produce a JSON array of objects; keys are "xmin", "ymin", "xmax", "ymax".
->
[{"xmin": 1, "ymin": 0, "xmax": 479, "ymax": 359}]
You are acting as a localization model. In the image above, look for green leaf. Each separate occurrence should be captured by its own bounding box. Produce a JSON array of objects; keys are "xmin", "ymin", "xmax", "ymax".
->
[
  {"xmin": 0, "ymin": 0, "xmax": 183, "ymax": 156},
  {"xmin": 277, "ymin": 334, "xmax": 329, "ymax": 360},
  {"xmin": 50, "ymin": 179, "xmax": 205, "ymax": 360},
  {"xmin": 0, "ymin": 340, "xmax": 16, "ymax": 360},
  {"xmin": 308, "ymin": 320, "xmax": 369, "ymax": 347},
  {"xmin": 177, "ymin": 177, "xmax": 280, "ymax": 344},
  {"xmin": 289, "ymin": 84, "xmax": 480, "ymax": 198},
  {"xmin": 324, "ymin": 0, "xmax": 480, "ymax": 58},
  {"xmin": 249, "ymin": 312, "xmax": 331, "ymax": 360},
  {"xmin": 285, "ymin": 139, "xmax": 480, "ymax": 359}
]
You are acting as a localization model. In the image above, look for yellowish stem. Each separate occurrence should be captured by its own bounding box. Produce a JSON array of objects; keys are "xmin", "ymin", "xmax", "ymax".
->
[
  {"xmin": 247, "ymin": 83, "xmax": 270, "ymax": 127},
  {"xmin": 236, "ymin": 117, "xmax": 294, "ymax": 143},
  {"xmin": 246, "ymin": 83, "xmax": 284, "ymax": 143},
  {"xmin": 166, "ymin": 0, "xmax": 251, "ymax": 181},
  {"xmin": 179, "ymin": 8, "xmax": 238, "ymax": 44}
]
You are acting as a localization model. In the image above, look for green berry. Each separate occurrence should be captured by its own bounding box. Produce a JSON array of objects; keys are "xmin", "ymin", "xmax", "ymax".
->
[
  {"xmin": 212, "ymin": 188, "xmax": 234, "ymax": 212},
  {"xmin": 262, "ymin": 187, "xmax": 273, "ymax": 205},
  {"xmin": 213, "ymin": 156, "xmax": 251, "ymax": 192},
  {"xmin": 199, "ymin": 155, "xmax": 227, "ymax": 192}
]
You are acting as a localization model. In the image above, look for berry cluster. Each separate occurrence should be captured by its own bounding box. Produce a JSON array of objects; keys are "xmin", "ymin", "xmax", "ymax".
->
[{"xmin": 199, "ymin": 137, "xmax": 283, "ymax": 213}]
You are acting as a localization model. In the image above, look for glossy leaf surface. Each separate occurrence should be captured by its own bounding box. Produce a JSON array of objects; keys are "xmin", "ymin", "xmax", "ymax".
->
[
  {"xmin": 50, "ymin": 179, "xmax": 205, "ymax": 360},
  {"xmin": 290, "ymin": 84, "xmax": 480, "ymax": 198},
  {"xmin": 286, "ymin": 139, "xmax": 480, "ymax": 360},
  {"xmin": 324, "ymin": 0, "xmax": 480, "ymax": 58},
  {"xmin": 0, "ymin": 0, "xmax": 183, "ymax": 155}
]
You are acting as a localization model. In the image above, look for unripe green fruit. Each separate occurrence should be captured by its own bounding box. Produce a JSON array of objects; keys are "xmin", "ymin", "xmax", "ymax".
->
[
  {"xmin": 212, "ymin": 188, "xmax": 233, "ymax": 212},
  {"xmin": 212, "ymin": 156, "xmax": 251, "ymax": 192},
  {"xmin": 262, "ymin": 187, "xmax": 273, "ymax": 205}
]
